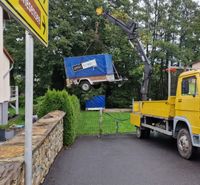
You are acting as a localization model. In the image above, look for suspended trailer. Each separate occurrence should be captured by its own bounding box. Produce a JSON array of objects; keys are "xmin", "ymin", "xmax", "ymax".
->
[{"xmin": 64, "ymin": 54, "xmax": 124, "ymax": 91}]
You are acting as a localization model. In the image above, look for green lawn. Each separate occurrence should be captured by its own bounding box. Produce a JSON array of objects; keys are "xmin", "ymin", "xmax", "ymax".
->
[
  {"xmin": 77, "ymin": 111, "xmax": 135, "ymax": 136},
  {"xmin": 7, "ymin": 108, "xmax": 136, "ymax": 136},
  {"xmin": 8, "ymin": 107, "xmax": 25, "ymax": 126}
]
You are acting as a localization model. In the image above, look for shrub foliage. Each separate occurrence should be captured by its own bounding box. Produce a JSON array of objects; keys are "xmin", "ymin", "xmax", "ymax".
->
[{"xmin": 37, "ymin": 90, "xmax": 80, "ymax": 146}]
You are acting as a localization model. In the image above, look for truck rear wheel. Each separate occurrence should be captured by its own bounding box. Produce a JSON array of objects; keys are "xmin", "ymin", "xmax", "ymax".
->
[
  {"xmin": 177, "ymin": 128, "xmax": 196, "ymax": 159},
  {"xmin": 136, "ymin": 127, "xmax": 150, "ymax": 139},
  {"xmin": 80, "ymin": 80, "xmax": 91, "ymax": 92}
]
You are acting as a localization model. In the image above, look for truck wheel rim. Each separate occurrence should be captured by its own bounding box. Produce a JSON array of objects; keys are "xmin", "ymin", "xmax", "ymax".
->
[
  {"xmin": 178, "ymin": 135, "xmax": 189, "ymax": 152},
  {"xmin": 82, "ymin": 84, "xmax": 89, "ymax": 91},
  {"xmin": 136, "ymin": 127, "xmax": 141, "ymax": 137}
]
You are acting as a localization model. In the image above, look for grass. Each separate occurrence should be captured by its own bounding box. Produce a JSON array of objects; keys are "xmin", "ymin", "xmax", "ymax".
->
[
  {"xmin": 6, "ymin": 107, "xmax": 135, "ymax": 136},
  {"xmin": 77, "ymin": 111, "xmax": 135, "ymax": 136},
  {"xmin": 0, "ymin": 107, "xmax": 25, "ymax": 129},
  {"xmin": 8, "ymin": 107, "xmax": 25, "ymax": 126}
]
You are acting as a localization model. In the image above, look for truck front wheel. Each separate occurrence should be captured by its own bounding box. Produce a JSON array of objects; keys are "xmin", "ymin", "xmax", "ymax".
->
[
  {"xmin": 177, "ymin": 128, "xmax": 196, "ymax": 159},
  {"xmin": 136, "ymin": 127, "xmax": 150, "ymax": 139},
  {"xmin": 80, "ymin": 80, "xmax": 91, "ymax": 92}
]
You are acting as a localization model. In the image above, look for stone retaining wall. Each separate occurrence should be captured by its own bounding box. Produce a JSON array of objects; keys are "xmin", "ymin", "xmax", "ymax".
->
[{"xmin": 0, "ymin": 110, "xmax": 65, "ymax": 185}]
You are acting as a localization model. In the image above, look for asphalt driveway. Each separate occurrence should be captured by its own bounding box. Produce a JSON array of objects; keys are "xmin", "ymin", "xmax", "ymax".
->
[{"xmin": 43, "ymin": 134, "xmax": 200, "ymax": 185}]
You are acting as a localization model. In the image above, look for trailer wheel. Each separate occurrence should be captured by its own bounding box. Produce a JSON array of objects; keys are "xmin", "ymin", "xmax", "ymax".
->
[
  {"xmin": 136, "ymin": 127, "xmax": 150, "ymax": 139},
  {"xmin": 80, "ymin": 80, "xmax": 91, "ymax": 92},
  {"xmin": 177, "ymin": 128, "xmax": 196, "ymax": 159}
]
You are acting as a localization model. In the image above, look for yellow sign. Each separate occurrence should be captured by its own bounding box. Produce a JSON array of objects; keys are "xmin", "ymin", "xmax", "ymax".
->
[{"xmin": 0, "ymin": 0, "xmax": 48, "ymax": 46}]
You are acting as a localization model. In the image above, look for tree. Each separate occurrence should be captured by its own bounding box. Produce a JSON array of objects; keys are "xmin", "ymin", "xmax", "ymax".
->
[{"xmin": 4, "ymin": 0, "xmax": 200, "ymax": 107}]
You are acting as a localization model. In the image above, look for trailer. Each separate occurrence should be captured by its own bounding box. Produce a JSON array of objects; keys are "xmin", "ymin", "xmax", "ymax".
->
[
  {"xmin": 85, "ymin": 95, "xmax": 105, "ymax": 110},
  {"xmin": 64, "ymin": 54, "xmax": 123, "ymax": 91}
]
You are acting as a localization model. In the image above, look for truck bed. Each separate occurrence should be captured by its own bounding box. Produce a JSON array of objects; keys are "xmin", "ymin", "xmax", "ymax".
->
[{"xmin": 133, "ymin": 96, "xmax": 176, "ymax": 119}]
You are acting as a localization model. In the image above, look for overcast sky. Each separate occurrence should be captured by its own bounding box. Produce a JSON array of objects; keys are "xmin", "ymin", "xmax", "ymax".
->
[{"xmin": 194, "ymin": 0, "xmax": 200, "ymax": 4}]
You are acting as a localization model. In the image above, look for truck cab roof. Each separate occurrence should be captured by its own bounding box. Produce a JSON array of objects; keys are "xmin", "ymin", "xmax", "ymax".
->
[{"xmin": 179, "ymin": 69, "xmax": 200, "ymax": 78}]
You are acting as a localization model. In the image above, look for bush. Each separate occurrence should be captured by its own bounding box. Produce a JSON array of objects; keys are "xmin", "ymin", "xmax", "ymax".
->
[
  {"xmin": 33, "ymin": 96, "xmax": 45, "ymax": 115},
  {"xmin": 70, "ymin": 95, "xmax": 80, "ymax": 131},
  {"xmin": 37, "ymin": 90, "xmax": 80, "ymax": 146},
  {"xmin": 19, "ymin": 95, "xmax": 25, "ymax": 107}
]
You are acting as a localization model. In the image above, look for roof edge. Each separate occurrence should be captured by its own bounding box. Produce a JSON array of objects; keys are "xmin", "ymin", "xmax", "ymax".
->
[{"xmin": 3, "ymin": 48, "xmax": 14, "ymax": 63}]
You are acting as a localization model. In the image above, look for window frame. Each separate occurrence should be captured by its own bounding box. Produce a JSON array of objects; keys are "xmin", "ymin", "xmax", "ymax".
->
[{"xmin": 181, "ymin": 76, "xmax": 197, "ymax": 96}]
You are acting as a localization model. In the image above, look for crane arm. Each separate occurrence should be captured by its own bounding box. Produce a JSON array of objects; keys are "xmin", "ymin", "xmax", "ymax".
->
[
  {"xmin": 103, "ymin": 12, "xmax": 137, "ymax": 37},
  {"xmin": 96, "ymin": 7, "xmax": 152, "ymax": 100}
]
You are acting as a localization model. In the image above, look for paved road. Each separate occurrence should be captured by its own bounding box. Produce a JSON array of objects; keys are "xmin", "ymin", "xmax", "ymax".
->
[{"xmin": 43, "ymin": 134, "xmax": 200, "ymax": 185}]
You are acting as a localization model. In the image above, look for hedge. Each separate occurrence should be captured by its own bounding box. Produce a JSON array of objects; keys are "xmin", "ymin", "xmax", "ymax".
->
[
  {"xmin": 70, "ymin": 95, "xmax": 80, "ymax": 126},
  {"xmin": 37, "ymin": 90, "xmax": 80, "ymax": 146}
]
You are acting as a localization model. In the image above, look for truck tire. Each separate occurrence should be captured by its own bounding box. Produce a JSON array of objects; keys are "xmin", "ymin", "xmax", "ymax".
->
[
  {"xmin": 177, "ymin": 128, "xmax": 196, "ymax": 159},
  {"xmin": 136, "ymin": 127, "xmax": 150, "ymax": 139},
  {"xmin": 80, "ymin": 80, "xmax": 91, "ymax": 92}
]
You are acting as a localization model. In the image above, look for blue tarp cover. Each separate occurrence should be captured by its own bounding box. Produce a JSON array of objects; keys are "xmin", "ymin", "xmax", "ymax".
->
[
  {"xmin": 85, "ymin": 96, "xmax": 106, "ymax": 109},
  {"xmin": 64, "ymin": 54, "xmax": 113, "ymax": 79}
]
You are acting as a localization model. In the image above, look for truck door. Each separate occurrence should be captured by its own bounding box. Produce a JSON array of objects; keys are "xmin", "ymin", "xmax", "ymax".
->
[{"xmin": 175, "ymin": 74, "xmax": 200, "ymax": 134}]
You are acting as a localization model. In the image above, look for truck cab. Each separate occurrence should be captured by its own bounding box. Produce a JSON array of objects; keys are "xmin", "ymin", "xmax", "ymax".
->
[
  {"xmin": 131, "ymin": 70, "xmax": 200, "ymax": 159},
  {"xmin": 175, "ymin": 70, "xmax": 200, "ymax": 137}
]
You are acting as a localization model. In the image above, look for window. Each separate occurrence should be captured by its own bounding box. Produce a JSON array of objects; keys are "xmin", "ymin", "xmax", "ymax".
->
[{"xmin": 182, "ymin": 76, "xmax": 197, "ymax": 96}]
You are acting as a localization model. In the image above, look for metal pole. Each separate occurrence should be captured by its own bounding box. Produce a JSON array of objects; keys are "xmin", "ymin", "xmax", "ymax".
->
[
  {"xmin": 98, "ymin": 109, "xmax": 103, "ymax": 138},
  {"xmin": 168, "ymin": 61, "xmax": 171, "ymax": 97},
  {"xmin": 25, "ymin": 31, "xmax": 34, "ymax": 185},
  {"xmin": 116, "ymin": 121, "xmax": 119, "ymax": 135},
  {"xmin": 0, "ymin": 6, "xmax": 4, "ymax": 89},
  {"xmin": 16, "ymin": 86, "xmax": 19, "ymax": 115},
  {"xmin": 0, "ymin": 6, "xmax": 4, "ymax": 124},
  {"xmin": 0, "ymin": 6, "xmax": 3, "ymax": 65}
]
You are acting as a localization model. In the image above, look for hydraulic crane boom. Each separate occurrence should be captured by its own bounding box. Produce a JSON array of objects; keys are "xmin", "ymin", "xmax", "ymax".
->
[{"xmin": 96, "ymin": 7, "xmax": 152, "ymax": 100}]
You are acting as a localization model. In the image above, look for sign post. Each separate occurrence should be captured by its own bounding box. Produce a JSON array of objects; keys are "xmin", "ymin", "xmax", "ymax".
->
[
  {"xmin": 168, "ymin": 60, "xmax": 171, "ymax": 97},
  {"xmin": 25, "ymin": 30, "xmax": 34, "ymax": 185},
  {"xmin": 0, "ymin": 6, "xmax": 3, "ymax": 110},
  {"xmin": 0, "ymin": 6, "xmax": 5, "ymax": 124},
  {"xmin": 0, "ymin": 1, "xmax": 48, "ymax": 185}
]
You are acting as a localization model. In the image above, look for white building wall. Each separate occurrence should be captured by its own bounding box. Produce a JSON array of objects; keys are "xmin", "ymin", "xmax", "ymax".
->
[
  {"xmin": 0, "ymin": 53, "xmax": 10, "ymax": 103},
  {"xmin": 192, "ymin": 62, "xmax": 200, "ymax": 70},
  {"xmin": 0, "ymin": 57, "xmax": 3, "ymax": 103}
]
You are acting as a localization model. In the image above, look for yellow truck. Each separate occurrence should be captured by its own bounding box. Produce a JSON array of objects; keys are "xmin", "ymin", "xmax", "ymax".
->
[
  {"xmin": 97, "ymin": 6, "xmax": 199, "ymax": 159},
  {"xmin": 131, "ymin": 70, "xmax": 200, "ymax": 159}
]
